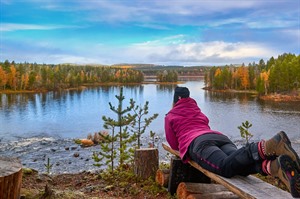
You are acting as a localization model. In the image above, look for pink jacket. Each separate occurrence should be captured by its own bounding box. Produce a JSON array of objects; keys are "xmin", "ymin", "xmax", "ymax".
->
[{"xmin": 164, "ymin": 97, "xmax": 221, "ymax": 162}]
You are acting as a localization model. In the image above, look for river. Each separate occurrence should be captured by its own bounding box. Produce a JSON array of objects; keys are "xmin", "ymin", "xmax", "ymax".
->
[{"xmin": 1, "ymin": 78, "xmax": 300, "ymax": 173}]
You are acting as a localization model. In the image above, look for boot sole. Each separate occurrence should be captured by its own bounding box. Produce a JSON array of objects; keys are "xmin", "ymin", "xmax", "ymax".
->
[
  {"xmin": 279, "ymin": 155, "xmax": 300, "ymax": 198},
  {"xmin": 280, "ymin": 131, "xmax": 300, "ymax": 172}
]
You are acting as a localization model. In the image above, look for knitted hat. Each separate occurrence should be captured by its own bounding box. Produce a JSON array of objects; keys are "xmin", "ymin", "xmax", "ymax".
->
[{"xmin": 173, "ymin": 86, "xmax": 190, "ymax": 104}]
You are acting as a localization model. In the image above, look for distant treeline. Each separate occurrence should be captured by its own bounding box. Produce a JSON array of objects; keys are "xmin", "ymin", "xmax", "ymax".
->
[
  {"xmin": 205, "ymin": 53, "xmax": 300, "ymax": 95},
  {"xmin": 0, "ymin": 61, "xmax": 144, "ymax": 91},
  {"xmin": 0, "ymin": 61, "xmax": 208, "ymax": 92},
  {"xmin": 131, "ymin": 65, "xmax": 207, "ymax": 77},
  {"xmin": 2, "ymin": 53, "xmax": 298, "ymax": 93}
]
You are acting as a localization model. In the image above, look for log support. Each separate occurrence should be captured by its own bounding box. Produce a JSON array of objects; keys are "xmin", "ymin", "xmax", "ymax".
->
[{"xmin": 168, "ymin": 156, "xmax": 210, "ymax": 195}]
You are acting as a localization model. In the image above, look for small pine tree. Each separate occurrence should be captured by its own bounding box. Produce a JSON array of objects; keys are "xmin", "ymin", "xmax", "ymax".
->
[
  {"xmin": 92, "ymin": 118, "xmax": 117, "ymax": 173},
  {"xmin": 93, "ymin": 87, "xmax": 137, "ymax": 172},
  {"xmin": 238, "ymin": 120, "xmax": 253, "ymax": 145},
  {"xmin": 131, "ymin": 101, "xmax": 159, "ymax": 149},
  {"xmin": 44, "ymin": 157, "xmax": 53, "ymax": 174}
]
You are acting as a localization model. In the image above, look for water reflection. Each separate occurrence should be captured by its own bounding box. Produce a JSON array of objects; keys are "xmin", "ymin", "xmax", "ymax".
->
[
  {"xmin": 1, "ymin": 80, "xmax": 299, "ymax": 142},
  {"xmin": 156, "ymin": 84, "xmax": 177, "ymax": 92},
  {"xmin": 204, "ymin": 91, "xmax": 257, "ymax": 104},
  {"xmin": 257, "ymin": 99, "xmax": 300, "ymax": 115}
]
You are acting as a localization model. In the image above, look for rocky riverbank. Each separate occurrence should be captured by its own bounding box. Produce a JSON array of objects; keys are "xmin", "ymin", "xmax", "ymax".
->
[
  {"xmin": 1, "ymin": 135, "xmax": 300, "ymax": 175},
  {"xmin": 0, "ymin": 137, "xmax": 100, "ymax": 174},
  {"xmin": 0, "ymin": 136, "xmax": 169, "ymax": 174}
]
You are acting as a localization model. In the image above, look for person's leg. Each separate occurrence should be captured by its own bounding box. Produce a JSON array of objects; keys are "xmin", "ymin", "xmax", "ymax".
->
[
  {"xmin": 188, "ymin": 134, "xmax": 263, "ymax": 178},
  {"xmin": 259, "ymin": 131, "xmax": 300, "ymax": 171},
  {"xmin": 263, "ymin": 155, "xmax": 300, "ymax": 198}
]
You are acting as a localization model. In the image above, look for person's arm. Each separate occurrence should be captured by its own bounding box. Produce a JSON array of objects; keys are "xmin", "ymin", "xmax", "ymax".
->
[{"xmin": 164, "ymin": 116, "xmax": 179, "ymax": 150}]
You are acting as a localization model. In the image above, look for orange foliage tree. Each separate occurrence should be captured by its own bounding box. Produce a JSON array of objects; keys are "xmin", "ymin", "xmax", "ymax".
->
[
  {"xmin": 0, "ymin": 66, "xmax": 7, "ymax": 90},
  {"xmin": 8, "ymin": 65, "xmax": 18, "ymax": 90}
]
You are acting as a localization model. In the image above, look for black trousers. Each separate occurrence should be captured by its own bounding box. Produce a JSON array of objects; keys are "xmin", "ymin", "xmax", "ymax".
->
[{"xmin": 188, "ymin": 133, "xmax": 263, "ymax": 178}]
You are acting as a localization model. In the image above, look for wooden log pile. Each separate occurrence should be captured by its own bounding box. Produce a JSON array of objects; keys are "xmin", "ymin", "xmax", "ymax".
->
[
  {"xmin": 155, "ymin": 169, "xmax": 170, "ymax": 188},
  {"xmin": 155, "ymin": 163, "xmax": 239, "ymax": 199}
]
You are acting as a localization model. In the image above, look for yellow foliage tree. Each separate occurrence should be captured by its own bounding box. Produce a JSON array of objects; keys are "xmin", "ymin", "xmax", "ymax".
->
[
  {"xmin": 214, "ymin": 68, "xmax": 222, "ymax": 77},
  {"xmin": 21, "ymin": 73, "xmax": 29, "ymax": 90},
  {"xmin": 260, "ymin": 70, "xmax": 270, "ymax": 95}
]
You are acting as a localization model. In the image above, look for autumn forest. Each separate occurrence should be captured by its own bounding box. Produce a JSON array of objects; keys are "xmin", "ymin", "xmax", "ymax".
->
[{"xmin": 0, "ymin": 53, "xmax": 299, "ymax": 96}]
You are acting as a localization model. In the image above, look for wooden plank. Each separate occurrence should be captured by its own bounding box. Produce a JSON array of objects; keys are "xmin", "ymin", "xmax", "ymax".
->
[{"xmin": 162, "ymin": 142, "xmax": 293, "ymax": 199}]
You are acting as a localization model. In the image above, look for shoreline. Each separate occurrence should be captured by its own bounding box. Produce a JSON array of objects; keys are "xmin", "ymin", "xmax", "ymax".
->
[
  {"xmin": 203, "ymin": 87, "xmax": 300, "ymax": 102},
  {"xmin": 0, "ymin": 80, "xmax": 184, "ymax": 94},
  {"xmin": 1, "ymin": 81, "xmax": 300, "ymax": 102}
]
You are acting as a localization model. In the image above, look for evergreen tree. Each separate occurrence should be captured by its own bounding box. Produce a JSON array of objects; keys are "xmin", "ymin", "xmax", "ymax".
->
[
  {"xmin": 131, "ymin": 101, "xmax": 159, "ymax": 149},
  {"xmin": 92, "ymin": 119, "xmax": 117, "ymax": 173},
  {"xmin": 94, "ymin": 87, "xmax": 137, "ymax": 171},
  {"xmin": 238, "ymin": 120, "xmax": 253, "ymax": 145}
]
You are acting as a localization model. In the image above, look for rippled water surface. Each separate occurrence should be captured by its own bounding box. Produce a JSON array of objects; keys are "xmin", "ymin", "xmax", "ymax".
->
[
  {"xmin": 1, "ymin": 78, "xmax": 300, "ymax": 141},
  {"xmin": 1, "ymin": 78, "xmax": 300, "ymax": 173}
]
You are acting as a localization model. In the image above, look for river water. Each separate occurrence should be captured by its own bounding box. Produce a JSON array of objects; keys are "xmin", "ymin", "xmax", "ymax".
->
[{"xmin": 1, "ymin": 78, "xmax": 300, "ymax": 173}]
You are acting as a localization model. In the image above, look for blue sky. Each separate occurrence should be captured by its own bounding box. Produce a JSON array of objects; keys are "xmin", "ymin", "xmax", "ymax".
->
[{"xmin": 0, "ymin": 0, "xmax": 299, "ymax": 66}]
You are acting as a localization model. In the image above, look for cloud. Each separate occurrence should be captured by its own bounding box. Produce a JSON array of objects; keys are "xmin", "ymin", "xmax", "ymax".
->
[
  {"xmin": 108, "ymin": 39, "xmax": 278, "ymax": 65},
  {"xmin": 136, "ymin": 23, "xmax": 171, "ymax": 30},
  {"xmin": 0, "ymin": 23, "xmax": 81, "ymax": 32},
  {"xmin": 2, "ymin": 35, "xmax": 277, "ymax": 65},
  {"xmin": 1, "ymin": 40, "xmax": 101, "ymax": 64},
  {"xmin": 58, "ymin": 0, "xmax": 298, "ymax": 37},
  {"xmin": 1, "ymin": 0, "xmax": 297, "ymax": 65}
]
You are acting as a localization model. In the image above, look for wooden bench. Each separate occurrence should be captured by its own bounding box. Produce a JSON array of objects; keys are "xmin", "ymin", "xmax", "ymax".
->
[{"xmin": 162, "ymin": 142, "xmax": 294, "ymax": 199}]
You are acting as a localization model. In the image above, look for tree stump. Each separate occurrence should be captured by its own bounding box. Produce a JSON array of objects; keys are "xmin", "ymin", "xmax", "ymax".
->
[
  {"xmin": 134, "ymin": 148, "xmax": 158, "ymax": 180},
  {"xmin": 0, "ymin": 156, "xmax": 23, "ymax": 199},
  {"xmin": 155, "ymin": 169, "xmax": 170, "ymax": 187}
]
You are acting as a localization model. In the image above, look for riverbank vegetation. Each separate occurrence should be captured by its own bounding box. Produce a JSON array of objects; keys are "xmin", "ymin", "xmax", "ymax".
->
[
  {"xmin": 0, "ymin": 61, "xmax": 144, "ymax": 92},
  {"xmin": 204, "ymin": 53, "xmax": 300, "ymax": 100},
  {"xmin": 2, "ymin": 53, "xmax": 299, "ymax": 100},
  {"xmin": 0, "ymin": 60, "xmax": 206, "ymax": 93}
]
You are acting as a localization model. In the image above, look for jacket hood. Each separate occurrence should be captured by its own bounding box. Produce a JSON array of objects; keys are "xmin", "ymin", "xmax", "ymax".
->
[{"xmin": 169, "ymin": 97, "xmax": 201, "ymax": 117}]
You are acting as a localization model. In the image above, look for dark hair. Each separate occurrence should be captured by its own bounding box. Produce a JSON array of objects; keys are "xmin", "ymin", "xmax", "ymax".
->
[{"xmin": 173, "ymin": 86, "xmax": 190, "ymax": 104}]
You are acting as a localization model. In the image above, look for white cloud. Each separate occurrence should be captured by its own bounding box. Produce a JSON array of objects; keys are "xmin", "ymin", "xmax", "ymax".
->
[
  {"xmin": 107, "ymin": 39, "xmax": 278, "ymax": 65},
  {"xmin": 136, "ymin": 23, "xmax": 170, "ymax": 30},
  {"xmin": 0, "ymin": 23, "xmax": 80, "ymax": 32},
  {"xmin": 47, "ymin": 54, "xmax": 101, "ymax": 64},
  {"xmin": 134, "ymin": 35, "xmax": 186, "ymax": 46}
]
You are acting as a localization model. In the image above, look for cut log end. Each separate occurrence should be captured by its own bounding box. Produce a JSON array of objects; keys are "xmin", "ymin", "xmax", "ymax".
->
[
  {"xmin": 177, "ymin": 182, "xmax": 239, "ymax": 199},
  {"xmin": 155, "ymin": 169, "xmax": 170, "ymax": 187}
]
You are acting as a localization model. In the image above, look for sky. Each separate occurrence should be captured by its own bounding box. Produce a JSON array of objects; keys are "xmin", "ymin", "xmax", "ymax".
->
[{"xmin": 0, "ymin": 0, "xmax": 299, "ymax": 66}]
